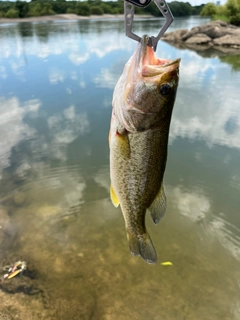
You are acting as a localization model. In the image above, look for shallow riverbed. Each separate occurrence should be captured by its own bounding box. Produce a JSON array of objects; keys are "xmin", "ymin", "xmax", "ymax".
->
[{"xmin": 0, "ymin": 16, "xmax": 240, "ymax": 320}]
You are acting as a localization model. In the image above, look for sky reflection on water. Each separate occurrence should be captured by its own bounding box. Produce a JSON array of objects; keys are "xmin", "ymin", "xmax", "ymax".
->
[{"xmin": 0, "ymin": 17, "xmax": 240, "ymax": 320}]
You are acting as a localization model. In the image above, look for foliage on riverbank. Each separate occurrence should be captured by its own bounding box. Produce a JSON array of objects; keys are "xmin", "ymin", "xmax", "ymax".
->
[
  {"xmin": 200, "ymin": 0, "xmax": 240, "ymax": 26},
  {"xmin": 0, "ymin": 0, "xmax": 204, "ymax": 19}
]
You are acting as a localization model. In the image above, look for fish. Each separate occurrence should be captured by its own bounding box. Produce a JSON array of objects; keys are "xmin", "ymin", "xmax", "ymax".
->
[{"xmin": 109, "ymin": 34, "xmax": 180, "ymax": 264}]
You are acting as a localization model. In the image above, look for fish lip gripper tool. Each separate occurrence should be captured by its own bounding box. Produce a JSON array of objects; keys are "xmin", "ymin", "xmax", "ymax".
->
[{"xmin": 124, "ymin": 0, "xmax": 174, "ymax": 51}]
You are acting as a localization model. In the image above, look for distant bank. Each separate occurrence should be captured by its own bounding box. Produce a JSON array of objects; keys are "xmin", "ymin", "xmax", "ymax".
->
[{"xmin": 0, "ymin": 13, "xmax": 152, "ymax": 24}]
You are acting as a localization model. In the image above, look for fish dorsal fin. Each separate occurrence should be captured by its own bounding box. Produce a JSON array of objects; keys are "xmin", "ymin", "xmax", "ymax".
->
[
  {"xmin": 148, "ymin": 184, "xmax": 166, "ymax": 224},
  {"xmin": 110, "ymin": 185, "xmax": 120, "ymax": 208}
]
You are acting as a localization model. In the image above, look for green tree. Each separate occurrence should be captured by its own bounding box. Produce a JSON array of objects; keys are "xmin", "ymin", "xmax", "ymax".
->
[
  {"xmin": 66, "ymin": 7, "xmax": 75, "ymax": 13},
  {"xmin": 191, "ymin": 4, "xmax": 205, "ymax": 15},
  {"xmin": 106, "ymin": 0, "xmax": 123, "ymax": 14},
  {"xmin": 147, "ymin": 2, "xmax": 162, "ymax": 16},
  {"xmin": 52, "ymin": 0, "xmax": 68, "ymax": 14},
  {"xmin": 226, "ymin": 0, "xmax": 240, "ymax": 15},
  {"xmin": 230, "ymin": 13, "xmax": 240, "ymax": 25},
  {"xmin": 40, "ymin": 3, "xmax": 55, "ymax": 16},
  {"xmin": 75, "ymin": 2, "xmax": 90, "ymax": 16},
  {"xmin": 0, "ymin": 1, "xmax": 13, "ymax": 16},
  {"xmin": 15, "ymin": 1, "xmax": 29, "ymax": 18},
  {"xmin": 169, "ymin": 1, "xmax": 192, "ymax": 17},
  {"xmin": 200, "ymin": 0, "xmax": 240, "ymax": 26},
  {"xmin": 200, "ymin": 2, "xmax": 217, "ymax": 16},
  {"xmin": 5, "ymin": 8, "xmax": 19, "ymax": 18},
  {"xmin": 90, "ymin": 5, "xmax": 103, "ymax": 15},
  {"xmin": 27, "ymin": 2, "xmax": 42, "ymax": 17},
  {"xmin": 226, "ymin": 0, "xmax": 240, "ymax": 24},
  {"xmin": 100, "ymin": 3, "xmax": 113, "ymax": 14}
]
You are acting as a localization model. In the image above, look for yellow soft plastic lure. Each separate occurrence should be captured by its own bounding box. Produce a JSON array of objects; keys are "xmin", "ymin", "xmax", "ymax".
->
[
  {"xmin": 7, "ymin": 269, "xmax": 22, "ymax": 279},
  {"xmin": 161, "ymin": 261, "xmax": 173, "ymax": 266}
]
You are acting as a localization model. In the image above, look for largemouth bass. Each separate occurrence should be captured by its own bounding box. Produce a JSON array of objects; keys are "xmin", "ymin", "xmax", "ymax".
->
[{"xmin": 109, "ymin": 35, "xmax": 180, "ymax": 264}]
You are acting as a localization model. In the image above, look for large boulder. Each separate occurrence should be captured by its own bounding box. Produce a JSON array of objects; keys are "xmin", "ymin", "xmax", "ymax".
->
[
  {"xmin": 185, "ymin": 33, "xmax": 212, "ymax": 45},
  {"xmin": 161, "ymin": 29, "xmax": 188, "ymax": 42},
  {"xmin": 213, "ymin": 34, "xmax": 240, "ymax": 47},
  {"xmin": 161, "ymin": 20, "xmax": 240, "ymax": 51},
  {"xmin": 208, "ymin": 20, "xmax": 228, "ymax": 26},
  {"xmin": 230, "ymin": 28, "xmax": 240, "ymax": 36},
  {"xmin": 181, "ymin": 27, "xmax": 200, "ymax": 41},
  {"xmin": 201, "ymin": 25, "xmax": 229, "ymax": 38},
  {"xmin": 182, "ymin": 21, "xmax": 234, "ymax": 40}
]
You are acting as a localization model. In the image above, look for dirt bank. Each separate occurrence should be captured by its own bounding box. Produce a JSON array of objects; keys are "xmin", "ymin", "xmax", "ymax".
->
[{"xmin": 0, "ymin": 13, "xmax": 152, "ymax": 24}]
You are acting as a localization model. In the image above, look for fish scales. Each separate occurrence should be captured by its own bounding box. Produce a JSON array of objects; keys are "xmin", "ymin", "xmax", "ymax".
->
[
  {"xmin": 111, "ymin": 127, "xmax": 168, "ymax": 225},
  {"xmin": 109, "ymin": 35, "xmax": 180, "ymax": 264}
]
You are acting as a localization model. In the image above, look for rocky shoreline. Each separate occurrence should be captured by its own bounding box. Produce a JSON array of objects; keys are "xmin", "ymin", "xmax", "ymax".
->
[{"xmin": 162, "ymin": 20, "xmax": 240, "ymax": 54}]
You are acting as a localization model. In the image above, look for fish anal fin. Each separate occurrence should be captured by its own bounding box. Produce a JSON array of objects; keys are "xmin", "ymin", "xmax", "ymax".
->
[
  {"xmin": 127, "ymin": 231, "xmax": 157, "ymax": 264},
  {"xmin": 110, "ymin": 185, "xmax": 119, "ymax": 208},
  {"xmin": 148, "ymin": 184, "xmax": 166, "ymax": 225}
]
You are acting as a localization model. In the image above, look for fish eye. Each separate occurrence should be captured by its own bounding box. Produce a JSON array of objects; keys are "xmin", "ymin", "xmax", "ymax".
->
[{"xmin": 160, "ymin": 83, "xmax": 172, "ymax": 95}]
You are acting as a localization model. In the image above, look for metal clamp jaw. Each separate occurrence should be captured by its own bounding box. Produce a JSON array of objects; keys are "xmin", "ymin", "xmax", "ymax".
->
[{"xmin": 124, "ymin": 0, "xmax": 174, "ymax": 51}]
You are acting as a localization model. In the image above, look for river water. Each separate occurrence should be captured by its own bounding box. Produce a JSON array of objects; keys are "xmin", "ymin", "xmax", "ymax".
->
[{"xmin": 0, "ymin": 16, "xmax": 240, "ymax": 320}]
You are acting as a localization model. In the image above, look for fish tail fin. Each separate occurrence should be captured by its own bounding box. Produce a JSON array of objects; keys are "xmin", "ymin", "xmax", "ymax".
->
[
  {"xmin": 127, "ymin": 231, "xmax": 140, "ymax": 256},
  {"xmin": 127, "ymin": 231, "xmax": 157, "ymax": 264}
]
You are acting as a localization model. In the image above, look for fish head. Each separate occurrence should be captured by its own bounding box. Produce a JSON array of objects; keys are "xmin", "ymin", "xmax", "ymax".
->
[{"xmin": 113, "ymin": 35, "xmax": 180, "ymax": 133}]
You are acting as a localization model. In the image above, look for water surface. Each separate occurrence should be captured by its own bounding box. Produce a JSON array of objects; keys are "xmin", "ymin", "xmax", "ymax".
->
[{"xmin": 0, "ymin": 16, "xmax": 240, "ymax": 320}]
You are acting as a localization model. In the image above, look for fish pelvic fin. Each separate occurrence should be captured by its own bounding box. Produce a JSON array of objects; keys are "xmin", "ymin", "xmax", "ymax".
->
[
  {"xmin": 127, "ymin": 231, "xmax": 157, "ymax": 264},
  {"xmin": 148, "ymin": 184, "xmax": 166, "ymax": 225},
  {"xmin": 110, "ymin": 184, "xmax": 119, "ymax": 208}
]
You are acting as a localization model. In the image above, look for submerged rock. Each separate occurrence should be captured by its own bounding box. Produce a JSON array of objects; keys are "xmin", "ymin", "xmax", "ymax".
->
[
  {"xmin": 0, "ymin": 207, "xmax": 9, "ymax": 228},
  {"xmin": 162, "ymin": 20, "xmax": 240, "ymax": 53},
  {"xmin": 0, "ymin": 312, "xmax": 12, "ymax": 320},
  {"xmin": 13, "ymin": 192, "xmax": 26, "ymax": 206},
  {"xmin": 0, "ymin": 276, "xmax": 39, "ymax": 295},
  {"xmin": 0, "ymin": 207, "xmax": 10, "ymax": 247},
  {"xmin": 36, "ymin": 206, "xmax": 62, "ymax": 218},
  {"xmin": 0, "ymin": 259, "xmax": 50, "ymax": 311}
]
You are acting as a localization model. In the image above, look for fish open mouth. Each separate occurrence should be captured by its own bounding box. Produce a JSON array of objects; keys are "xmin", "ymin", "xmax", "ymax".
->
[{"xmin": 139, "ymin": 35, "xmax": 180, "ymax": 77}]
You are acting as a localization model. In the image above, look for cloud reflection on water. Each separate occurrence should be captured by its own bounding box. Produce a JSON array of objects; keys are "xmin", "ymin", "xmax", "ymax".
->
[
  {"xmin": 94, "ymin": 67, "xmax": 118, "ymax": 89},
  {"xmin": 49, "ymin": 67, "xmax": 65, "ymax": 84},
  {"xmin": 169, "ymin": 52, "xmax": 240, "ymax": 149},
  {"xmin": 0, "ymin": 65, "xmax": 7, "ymax": 79},
  {"xmin": 168, "ymin": 183, "xmax": 240, "ymax": 263},
  {"xmin": 47, "ymin": 105, "xmax": 89, "ymax": 148},
  {"xmin": 0, "ymin": 97, "xmax": 40, "ymax": 175},
  {"xmin": 0, "ymin": 22, "xmax": 130, "ymax": 65},
  {"xmin": 0, "ymin": 96, "xmax": 90, "ymax": 218},
  {"xmin": 2, "ymin": 22, "xmax": 238, "ymax": 155},
  {"xmin": 170, "ymin": 185, "xmax": 210, "ymax": 222}
]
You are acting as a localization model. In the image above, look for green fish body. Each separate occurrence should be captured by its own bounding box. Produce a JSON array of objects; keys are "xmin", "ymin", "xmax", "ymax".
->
[{"xmin": 109, "ymin": 35, "xmax": 180, "ymax": 264}]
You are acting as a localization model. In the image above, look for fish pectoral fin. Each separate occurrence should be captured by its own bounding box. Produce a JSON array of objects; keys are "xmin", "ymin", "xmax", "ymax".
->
[
  {"xmin": 127, "ymin": 231, "xmax": 157, "ymax": 264},
  {"xmin": 116, "ymin": 128, "xmax": 130, "ymax": 159},
  {"xmin": 148, "ymin": 184, "xmax": 166, "ymax": 225},
  {"xmin": 110, "ymin": 185, "xmax": 120, "ymax": 208}
]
